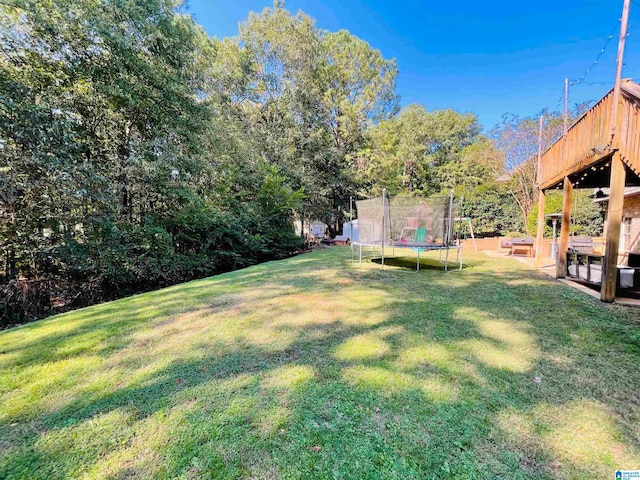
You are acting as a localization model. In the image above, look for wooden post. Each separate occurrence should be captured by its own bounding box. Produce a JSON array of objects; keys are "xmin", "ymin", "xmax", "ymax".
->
[
  {"xmin": 600, "ymin": 0, "xmax": 630, "ymax": 301},
  {"xmin": 601, "ymin": 153, "xmax": 626, "ymax": 301},
  {"xmin": 535, "ymin": 190, "xmax": 545, "ymax": 268},
  {"xmin": 534, "ymin": 115, "xmax": 545, "ymax": 268},
  {"xmin": 556, "ymin": 177, "xmax": 572, "ymax": 278},
  {"xmin": 556, "ymin": 74, "xmax": 572, "ymax": 279},
  {"xmin": 534, "ymin": 190, "xmax": 546, "ymax": 268}
]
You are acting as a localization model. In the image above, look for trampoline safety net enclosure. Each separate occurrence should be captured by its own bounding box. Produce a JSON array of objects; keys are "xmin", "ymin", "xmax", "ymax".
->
[{"xmin": 352, "ymin": 190, "xmax": 462, "ymax": 271}]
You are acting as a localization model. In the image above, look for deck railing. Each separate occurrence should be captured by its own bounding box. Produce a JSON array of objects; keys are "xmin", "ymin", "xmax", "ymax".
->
[
  {"xmin": 619, "ymin": 89, "xmax": 640, "ymax": 176},
  {"xmin": 539, "ymin": 81, "xmax": 640, "ymax": 189},
  {"xmin": 539, "ymin": 90, "xmax": 614, "ymax": 190}
]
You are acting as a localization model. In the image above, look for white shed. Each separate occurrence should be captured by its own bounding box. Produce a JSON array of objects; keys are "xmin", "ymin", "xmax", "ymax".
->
[{"xmin": 309, "ymin": 221, "xmax": 327, "ymax": 237}]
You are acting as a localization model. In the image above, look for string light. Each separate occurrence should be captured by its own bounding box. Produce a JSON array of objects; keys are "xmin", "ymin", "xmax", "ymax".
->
[
  {"xmin": 571, "ymin": 20, "xmax": 621, "ymax": 86},
  {"xmin": 576, "ymin": 81, "xmax": 615, "ymax": 86},
  {"xmin": 554, "ymin": 87, "xmax": 566, "ymax": 111},
  {"xmin": 551, "ymin": 16, "xmax": 626, "ymax": 113}
]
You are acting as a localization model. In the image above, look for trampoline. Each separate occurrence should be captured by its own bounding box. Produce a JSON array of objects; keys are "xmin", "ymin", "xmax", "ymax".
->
[{"xmin": 351, "ymin": 189, "xmax": 462, "ymax": 271}]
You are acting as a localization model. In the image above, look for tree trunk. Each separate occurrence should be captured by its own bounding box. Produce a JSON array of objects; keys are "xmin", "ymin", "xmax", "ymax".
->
[{"xmin": 118, "ymin": 122, "xmax": 132, "ymax": 221}]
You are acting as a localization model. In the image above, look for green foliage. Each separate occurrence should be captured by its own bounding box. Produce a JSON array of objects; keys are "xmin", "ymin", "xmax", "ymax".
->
[
  {"xmin": 356, "ymin": 105, "xmax": 482, "ymax": 196},
  {"xmin": 321, "ymin": 29, "xmax": 399, "ymax": 146},
  {"xmin": 440, "ymin": 137, "xmax": 504, "ymax": 195},
  {"xmin": 527, "ymin": 191, "xmax": 605, "ymax": 238},
  {"xmin": 488, "ymin": 107, "xmax": 593, "ymax": 234},
  {"xmin": 209, "ymin": 4, "xmax": 399, "ymax": 233},
  {"xmin": 488, "ymin": 113, "xmax": 564, "ymax": 233},
  {"xmin": 1, "ymin": 0, "xmax": 583, "ymax": 327},
  {"xmin": 460, "ymin": 183, "xmax": 523, "ymax": 236},
  {"xmin": 0, "ymin": 0, "xmax": 306, "ymax": 325}
]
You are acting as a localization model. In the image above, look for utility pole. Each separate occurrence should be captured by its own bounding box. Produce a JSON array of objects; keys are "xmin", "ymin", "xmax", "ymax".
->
[
  {"xmin": 564, "ymin": 77, "xmax": 569, "ymax": 135},
  {"xmin": 610, "ymin": 0, "xmax": 631, "ymax": 138},
  {"xmin": 537, "ymin": 115, "xmax": 544, "ymax": 182},
  {"xmin": 558, "ymin": 76, "xmax": 571, "ymax": 278},
  {"xmin": 534, "ymin": 114, "xmax": 546, "ymax": 268}
]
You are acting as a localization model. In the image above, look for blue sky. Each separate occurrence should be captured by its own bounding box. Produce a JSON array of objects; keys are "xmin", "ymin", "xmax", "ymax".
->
[{"xmin": 184, "ymin": 0, "xmax": 640, "ymax": 131}]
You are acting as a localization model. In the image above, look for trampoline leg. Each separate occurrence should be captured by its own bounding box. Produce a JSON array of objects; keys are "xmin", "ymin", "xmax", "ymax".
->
[
  {"xmin": 459, "ymin": 247, "xmax": 462, "ymax": 270},
  {"xmin": 445, "ymin": 248, "xmax": 449, "ymax": 272},
  {"xmin": 416, "ymin": 250, "xmax": 420, "ymax": 272}
]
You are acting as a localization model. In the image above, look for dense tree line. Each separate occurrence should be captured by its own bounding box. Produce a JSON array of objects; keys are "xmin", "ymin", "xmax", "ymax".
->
[{"xmin": 0, "ymin": 1, "xmax": 602, "ymax": 326}]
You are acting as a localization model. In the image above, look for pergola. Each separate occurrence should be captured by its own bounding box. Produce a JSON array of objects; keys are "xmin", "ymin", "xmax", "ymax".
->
[{"xmin": 535, "ymin": 79, "xmax": 640, "ymax": 302}]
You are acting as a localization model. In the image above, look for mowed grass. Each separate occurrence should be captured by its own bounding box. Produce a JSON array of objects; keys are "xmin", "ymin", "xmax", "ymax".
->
[{"xmin": 1, "ymin": 248, "xmax": 640, "ymax": 479}]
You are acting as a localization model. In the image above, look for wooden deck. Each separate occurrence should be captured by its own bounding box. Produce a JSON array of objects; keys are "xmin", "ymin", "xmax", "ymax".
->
[
  {"xmin": 539, "ymin": 80, "xmax": 640, "ymax": 191},
  {"xmin": 535, "ymin": 79, "xmax": 640, "ymax": 302}
]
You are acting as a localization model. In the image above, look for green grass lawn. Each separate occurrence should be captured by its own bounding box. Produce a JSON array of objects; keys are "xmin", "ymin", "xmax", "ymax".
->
[{"xmin": 1, "ymin": 248, "xmax": 639, "ymax": 479}]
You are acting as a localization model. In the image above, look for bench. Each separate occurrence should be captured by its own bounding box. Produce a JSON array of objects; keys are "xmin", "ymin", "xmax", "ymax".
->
[{"xmin": 568, "ymin": 236, "xmax": 594, "ymax": 254}]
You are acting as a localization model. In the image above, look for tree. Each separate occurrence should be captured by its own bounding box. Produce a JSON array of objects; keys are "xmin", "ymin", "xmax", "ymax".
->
[
  {"xmin": 0, "ymin": 0, "xmax": 306, "ymax": 325},
  {"xmin": 356, "ymin": 105, "xmax": 482, "ymax": 196},
  {"xmin": 211, "ymin": 4, "xmax": 399, "ymax": 233},
  {"xmin": 527, "ymin": 190, "xmax": 604, "ymax": 238},
  {"xmin": 489, "ymin": 103, "xmax": 597, "ymax": 235},
  {"xmin": 490, "ymin": 112, "xmax": 564, "ymax": 234},
  {"xmin": 321, "ymin": 30, "xmax": 399, "ymax": 153},
  {"xmin": 437, "ymin": 136, "xmax": 504, "ymax": 194},
  {"xmin": 460, "ymin": 184, "xmax": 523, "ymax": 236}
]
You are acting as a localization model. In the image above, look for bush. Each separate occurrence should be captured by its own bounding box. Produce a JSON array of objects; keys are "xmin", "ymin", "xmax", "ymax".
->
[
  {"xmin": 1, "ymin": 163, "xmax": 306, "ymax": 327},
  {"xmin": 0, "ymin": 280, "xmax": 53, "ymax": 329},
  {"xmin": 460, "ymin": 185, "xmax": 523, "ymax": 236},
  {"xmin": 527, "ymin": 191, "xmax": 605, "ymax": 238}
]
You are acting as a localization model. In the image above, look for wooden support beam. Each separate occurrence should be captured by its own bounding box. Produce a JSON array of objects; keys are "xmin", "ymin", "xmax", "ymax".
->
[
  {"xmin": 601, "ymin": 0, "xmax": 630, "ymax": 301},
  {"xmin": 556, "ymin": 177, "xmax": 572, "ymax": 278},
  {"xmin": 601, "ymin": 152, "xmax": 626, "ymax": 302},
  {"xmin": 534, "ymin": 190, "xmax": 546, "ymax": 268}
]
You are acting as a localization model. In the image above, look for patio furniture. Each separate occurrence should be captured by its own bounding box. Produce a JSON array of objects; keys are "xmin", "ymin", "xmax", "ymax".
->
[
  {"xmin": 566, "ymin": 251, "xmax": 638, "ymax": 289},
  {"xmin": 510, "ymin": 237, "xmax": 535, "ymax": 257},
  {"xmin": 568, "ymin": 236, "xmax": 594, "ymax": 254},
  {"xmin": 499, "ymin": 238, "xmax": 512, "ymax": 253}
]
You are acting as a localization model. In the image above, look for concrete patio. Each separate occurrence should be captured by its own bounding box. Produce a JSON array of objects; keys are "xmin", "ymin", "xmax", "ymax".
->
[{"xmin": 483, "ymin": 247, "xmax": 640, "ymax": 307}]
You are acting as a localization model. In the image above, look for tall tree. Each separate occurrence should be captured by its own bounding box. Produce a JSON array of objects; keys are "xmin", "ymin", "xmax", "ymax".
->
[
  {"xmin": 321, "ymin": 30, "xmax": 398, "ymax": 154},
  {"xmin": 356, "ymin": 105, "xmax": 481, "ymax": 196},
  {"xmin": 490, "ymin": 111, "xmax": 564, "ymax": 233},
  {"xmin": 437, "ymin": 137, "xmax": 505, "ymax": 194},
  {"xmin": 211, "ymin": 4, "xmax": 399, "ymax": 232}
]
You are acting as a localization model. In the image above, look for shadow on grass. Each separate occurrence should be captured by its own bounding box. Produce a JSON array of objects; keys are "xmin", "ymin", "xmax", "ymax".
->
[
  {"xmin": 1, "ymin": 248, "xmax": 639, "ymax": 479},
  {"xmin": 368, "ymin": 257, "xmax": 470, "ymax": 271}
]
